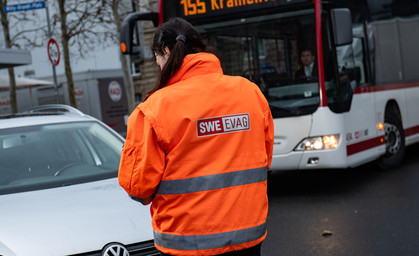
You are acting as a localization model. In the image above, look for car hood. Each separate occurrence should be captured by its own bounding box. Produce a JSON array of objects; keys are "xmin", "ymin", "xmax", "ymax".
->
[{"xmin": 0, "ymin": 178, "xmax": 154, "ymax": 256}]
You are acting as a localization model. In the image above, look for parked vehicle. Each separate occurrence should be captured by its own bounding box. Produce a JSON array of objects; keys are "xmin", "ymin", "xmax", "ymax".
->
[{"xmin": 0, "ymin": 104, "xmax": 159, "ymax": 256}]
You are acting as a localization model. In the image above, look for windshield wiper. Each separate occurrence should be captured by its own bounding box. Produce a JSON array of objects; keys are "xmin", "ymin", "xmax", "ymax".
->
[{"xmin": 269, "ymin": 105, "xmax": 303, "ymax": 115}]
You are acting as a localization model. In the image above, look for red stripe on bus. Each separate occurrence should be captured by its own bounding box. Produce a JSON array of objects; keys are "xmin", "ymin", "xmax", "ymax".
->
[
  {"xmin": 354, "ymin": 82, "xmax": 419, "ymax": 94},
  {"xmin": 347, "ymin": 125, "xmax": 419, "ymax": 156},
  {"xmin": 314, "ymin": 0, "xmax": 327, "ymax": 107},
  {"xmin": 346, "ymin": 136, "xmax": 385, "ymax": 156},
  {"xmin": 158, "ymin": 0, "xmax": 164, "ymax": 25},
  {"xmin": 405, "ymin": 125, "xmax": 419, "ymax": 137}
]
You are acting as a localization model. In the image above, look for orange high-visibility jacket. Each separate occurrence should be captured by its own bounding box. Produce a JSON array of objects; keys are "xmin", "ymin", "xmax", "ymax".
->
[{"xmin": 119, "ymin": 52, "xmax": 274, "ymax": 256}]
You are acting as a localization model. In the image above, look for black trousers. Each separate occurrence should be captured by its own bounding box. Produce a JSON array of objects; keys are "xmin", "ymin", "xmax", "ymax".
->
[{"xmin": 160, "ymin": 243, "xmax": 262, "ymax": 256}]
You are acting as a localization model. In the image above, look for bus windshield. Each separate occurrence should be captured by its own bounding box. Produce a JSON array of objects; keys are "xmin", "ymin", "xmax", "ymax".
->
[{"xmin": 199, "ymin": 11, "xmax": 319, "ymax": 118}]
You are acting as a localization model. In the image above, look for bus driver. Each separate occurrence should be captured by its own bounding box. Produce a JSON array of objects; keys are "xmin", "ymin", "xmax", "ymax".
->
[{"xmin": 295, "ymin": 49, "xmax": 318, "ymax": 82}]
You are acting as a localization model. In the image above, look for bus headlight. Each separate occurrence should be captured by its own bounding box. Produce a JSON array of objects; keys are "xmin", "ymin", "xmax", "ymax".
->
[{"xmin": 294, "ymin": 134, "xmax": 340, "ymax": 151}]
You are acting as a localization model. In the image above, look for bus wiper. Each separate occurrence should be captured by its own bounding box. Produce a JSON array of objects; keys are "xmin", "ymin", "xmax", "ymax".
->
[{"xmin": 269, "ymin": 105, "xmax": 303, "ymax": 115}]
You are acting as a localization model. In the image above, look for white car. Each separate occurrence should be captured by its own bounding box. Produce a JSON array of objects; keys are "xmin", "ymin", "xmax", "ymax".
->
[{"xmin": 0, "ymin": 105, "xmax": 158, "ymax": 256}]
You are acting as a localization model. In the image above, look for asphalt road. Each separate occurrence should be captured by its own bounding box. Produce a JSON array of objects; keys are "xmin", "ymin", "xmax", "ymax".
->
[{"xmin": 262, "ymin": 143, "xmax": 419, "ymax": 256}]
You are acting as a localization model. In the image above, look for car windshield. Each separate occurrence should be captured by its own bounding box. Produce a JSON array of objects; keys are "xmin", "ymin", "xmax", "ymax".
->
[
  {"xmin": 200, "ymin": 11, "xmax": 319, "ymax": 118},
  {"xmin": 0, "ymin": 121, "xmax": 124, "ymax": 195}
]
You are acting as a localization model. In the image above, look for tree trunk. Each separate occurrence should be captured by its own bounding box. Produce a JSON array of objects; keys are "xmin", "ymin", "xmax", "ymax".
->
[
  {"xmin": 112, "ymin": 0, "xmax": 136, "ymax": 113},
  {"xmin": 58, "ymin": 0, "xmax": 77, "ymax": 108},
  {"xmin": 0, "ymin": 0, "xmax": 18, "ymax": 113},
  {"xmin": 7, "ymin": 68, "xmax": 18, "ymax": 113}
]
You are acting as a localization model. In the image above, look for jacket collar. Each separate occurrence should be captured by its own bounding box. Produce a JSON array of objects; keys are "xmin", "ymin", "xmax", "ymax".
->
[{"xmin": 166, "ymin": 52, "xmax": 223, "ymax": 86}]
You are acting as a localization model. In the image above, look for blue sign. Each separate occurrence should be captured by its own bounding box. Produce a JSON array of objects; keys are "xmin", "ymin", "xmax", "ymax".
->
[{"xmin": 4, "ymin": 1, "xmax": 45, "ymax": 13}]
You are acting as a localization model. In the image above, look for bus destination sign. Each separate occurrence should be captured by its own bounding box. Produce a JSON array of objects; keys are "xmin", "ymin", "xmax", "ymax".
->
[{"xmin": 165, "ymin": 0, "xmax": 309, "ymax": 23}]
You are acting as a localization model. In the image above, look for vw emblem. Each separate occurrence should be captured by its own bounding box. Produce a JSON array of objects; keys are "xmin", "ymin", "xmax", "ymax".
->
[{"xmin": 102, "ymin": 243, "xmax": 130, "ymax": 256}]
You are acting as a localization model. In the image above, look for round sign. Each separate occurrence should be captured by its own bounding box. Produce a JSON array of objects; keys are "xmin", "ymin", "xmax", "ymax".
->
[
  {"xmin": 108, "ymin": 81, "xmax": 122, "ymax": 102},
  {"xmin": 47, "ymin": 38, "xmax": 60, "ymax": 66}
]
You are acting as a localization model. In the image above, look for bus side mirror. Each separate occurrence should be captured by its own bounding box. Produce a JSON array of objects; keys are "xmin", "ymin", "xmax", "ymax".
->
[
  {"xmin": 120, "ymin": 12, "xmax": 159, "ymax": 55},
  {"xmin": 331, "ymin": 8, "xmax": 353, "ymax": 46}
]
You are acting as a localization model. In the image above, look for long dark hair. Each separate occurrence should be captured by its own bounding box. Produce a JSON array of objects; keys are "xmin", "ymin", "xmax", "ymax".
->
[{"xmin": 148, "ymin": 18, "xmax": 213, "ymax": 98}]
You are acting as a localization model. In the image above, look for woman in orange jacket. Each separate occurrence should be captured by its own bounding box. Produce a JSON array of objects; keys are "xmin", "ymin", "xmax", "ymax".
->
[{"xmin": 118, "ymin": 18, "xmax": 274, "ymax": 256}]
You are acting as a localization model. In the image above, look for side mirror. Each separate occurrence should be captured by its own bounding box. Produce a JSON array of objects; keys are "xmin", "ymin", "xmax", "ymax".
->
[
  {"xmin": 331, "ymin": 8, "xmax": 353, "ymax": 46},
  {"xmin": 120, "ymin": 12, "xmax": 159, "ymax": 55}
]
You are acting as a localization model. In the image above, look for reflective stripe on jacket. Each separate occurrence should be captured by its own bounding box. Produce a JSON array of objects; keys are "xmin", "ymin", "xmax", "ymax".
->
[{"xmin": 118, "ymin": 52, "xmax": 274, "ymax": 256}]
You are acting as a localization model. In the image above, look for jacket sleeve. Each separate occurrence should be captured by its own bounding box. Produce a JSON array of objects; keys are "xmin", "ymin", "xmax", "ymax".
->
[{"xmin": 118, "ymin": 107, "xmax": 165, "ymax": 205}]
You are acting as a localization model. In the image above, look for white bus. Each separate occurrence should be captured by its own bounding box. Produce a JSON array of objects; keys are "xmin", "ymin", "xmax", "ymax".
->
[{"xmin": 121, "ymin": 0, "xmax": 419, "ymax": 170}]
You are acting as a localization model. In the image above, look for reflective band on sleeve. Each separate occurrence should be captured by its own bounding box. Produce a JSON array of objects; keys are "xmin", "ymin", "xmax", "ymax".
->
[
  {"xmin": 157, "ymin": 166, "xmax": 267, "ymax": 195},
  {"xmin": 154, "ymin": 222, "xmax": 267, "ymax": 251}
]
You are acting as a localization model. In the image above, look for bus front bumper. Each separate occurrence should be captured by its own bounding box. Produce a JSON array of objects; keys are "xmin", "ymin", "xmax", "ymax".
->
[{"xmin": 269, "ymin": 148, "xmax": 348, "ymax": 171}]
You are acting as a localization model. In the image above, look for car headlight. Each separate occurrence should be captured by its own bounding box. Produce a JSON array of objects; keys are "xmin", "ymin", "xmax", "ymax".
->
[{"xmin": 294, "ymin": 134, "xmax": 340, "ymax": 151}]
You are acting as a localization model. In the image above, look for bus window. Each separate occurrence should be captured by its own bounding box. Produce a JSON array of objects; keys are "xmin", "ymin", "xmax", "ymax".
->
[
  {"xmin": 323, "ymin": 5, "xmax": 368, "ymax": 113},
  {"xmin": 336, "ymin": 37, "xmax": 366, "ymax": 87},
  {"xmin": 201, "ymin": 12, "xmax": 319, "ymax": 118}
]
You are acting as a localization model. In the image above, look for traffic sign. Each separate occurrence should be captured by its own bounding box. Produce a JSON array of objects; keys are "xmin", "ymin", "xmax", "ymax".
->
[
  {"xmin": 4, "ymin": 1, "xmax": 45, "ymax": 13},
  {"xmin": 47, "ymin": 38, "xmax": 60, "ymax": 66}
]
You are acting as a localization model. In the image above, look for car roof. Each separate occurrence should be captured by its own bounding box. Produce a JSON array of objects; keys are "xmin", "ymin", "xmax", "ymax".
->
[{"xmin": 0, "ymin": 104, "xmax": 97, "ymax": 129}]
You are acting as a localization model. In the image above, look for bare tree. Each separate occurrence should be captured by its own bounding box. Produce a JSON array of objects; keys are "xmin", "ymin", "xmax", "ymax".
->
[
  {"xmin": 54, "ymin": 0, "xmax": 140, "ymax": 112},
  {"xmin": 0, "ymin": 0, "xmax": 18, "ymax": 113},
  {"xmin": 56, "ymin": 0, "xmax": 76, "ymax": 107},
  {"xmin": 51, "ymin": 0, "xmax": 114, "ymax": 107},
  {"xmin": 0, "ymin": 0, "xmax": 45, "ymax": 113},
  {"xmin": 2, "ymin": 0, "xmax": 146, "ymax": 112}
]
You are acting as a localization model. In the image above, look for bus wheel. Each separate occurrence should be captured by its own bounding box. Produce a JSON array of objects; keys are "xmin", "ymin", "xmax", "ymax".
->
[{"xmin": 377, "ymin": 110, "xmax": 405, "ymax": 170}]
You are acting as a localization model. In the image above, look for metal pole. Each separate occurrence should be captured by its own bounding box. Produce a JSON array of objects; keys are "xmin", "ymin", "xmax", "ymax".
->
[{"xmin": 44, "ymin": 0, "xmax": 59, "ymax": 103}]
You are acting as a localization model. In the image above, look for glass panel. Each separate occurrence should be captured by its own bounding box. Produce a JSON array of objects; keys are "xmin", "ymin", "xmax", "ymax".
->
[
  {"xmin": 336, "ymin": 44, "xmax": 356, "ymax": 98},
  {"xmin": 367, "ymin": 0, "xmax": 419, "ymax": 21},
  {"xmin": 200, "ymin": 11, "xmax": 319, "ymax": 118},
  {"xmin": 0, "ymin": 122, "xmax": 124, "ymax": 194},
  {"xmin": 322, "ymin": 5, "xmax": 368, "ymax": 113}
]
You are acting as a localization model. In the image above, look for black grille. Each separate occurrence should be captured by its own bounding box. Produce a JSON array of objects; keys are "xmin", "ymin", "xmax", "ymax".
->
[
  {"xmin": 126, "ymin": 240, "xmax": 160, "ymax": 256},
  {"xmin": 70, "ymin": 240, "xmax": 160, "ymax": 256}
]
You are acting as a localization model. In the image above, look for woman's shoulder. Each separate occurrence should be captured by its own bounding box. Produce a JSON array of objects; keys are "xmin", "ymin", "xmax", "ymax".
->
[
  {"xmin": 137, "ymin": 87, "xmax": 177, "ymax": 116},
  {"xmin": 223, "ymin": 74, "xmax": 261, "ymax": 90}
]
